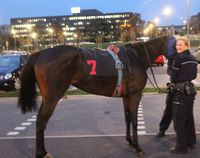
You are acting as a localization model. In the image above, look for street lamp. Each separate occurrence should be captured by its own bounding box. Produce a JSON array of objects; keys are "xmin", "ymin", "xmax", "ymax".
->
[
  {"xmin": 163, "ymin": 7, "xmax": 172, "ymax": 17},
  {"xmin": 31, "ymin": 32, "xmax": 37, "ymax": 39},
  {"xmin": 154, "ymin": 17, "xmax": 160, "ymax": 24},
  {"xmin": 163, "ymin": 7, "xmax": 172, "ymax": 27},
  {"xmin": 11, "ymin": 29, "xmax": 17, "ymax": 50},
  {"xmin": 162, "ymin": 7, "xmax": 172, "ymax": 35}
]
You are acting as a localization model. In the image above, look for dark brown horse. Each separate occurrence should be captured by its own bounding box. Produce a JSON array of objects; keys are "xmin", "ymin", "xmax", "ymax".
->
[{"xmin": 18, "ymin": 36, "xmax": 169, "ymax": 158}]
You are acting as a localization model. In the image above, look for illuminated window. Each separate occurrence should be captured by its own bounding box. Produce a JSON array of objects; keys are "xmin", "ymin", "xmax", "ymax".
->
[
  {"xmin": 86, "ymin": 16, "xmax": 95, "ymax": 19},
  {"xmin": 17, "ymin": 20, "xmax": 22, "ymax": 23},
  {"xmin": 78, "ymin": 22, "xmax": 83, "ymax": 25}
]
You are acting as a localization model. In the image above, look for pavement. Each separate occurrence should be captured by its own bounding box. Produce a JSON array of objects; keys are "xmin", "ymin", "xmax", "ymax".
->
[{"xmin": 0, "ymin": 134, "xmax": 199, "ymax": 158}]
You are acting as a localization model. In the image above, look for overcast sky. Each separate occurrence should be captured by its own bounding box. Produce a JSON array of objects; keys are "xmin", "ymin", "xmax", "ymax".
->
[{"xmin": 0, "ymin": 0, "xmax": 199, "ymax": 25}]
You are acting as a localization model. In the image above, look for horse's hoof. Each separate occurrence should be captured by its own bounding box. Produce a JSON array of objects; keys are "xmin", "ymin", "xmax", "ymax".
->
[
  {"xmin": 137, "ymin": 151, "xmax": 145, "ymax": 157},
  {"xmin": 44, "ymin": 153, "xmax": 53, "ymax": 158},
  {"xmin": 128, "ymin": 144, "xmax": 134, "ymax": 148}
]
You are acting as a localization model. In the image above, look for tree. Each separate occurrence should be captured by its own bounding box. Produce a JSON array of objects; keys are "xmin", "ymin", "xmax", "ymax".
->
[
  {"xmin": 0, "ymin": 25, "xmax": 14, "ymax": 50},
  {"xmin": 144, "ymin": 21, "xmax": 156, "ymax": 38},
  {"xmin": 129, "ymin": 13, "xmax": 145, "ymax": 37},
  {"xmin": 50, "ymin": 21, "xmax": 64, "ymax": 45},
  {"xmin": 85, "ymin": 19, "xmax": 111, "ymax": 42},
  {"xmin": 190, "ymin": 12, "xmax": 200, "ymax": 34},
  {"xmin": 119, "ymin": 13, "xmax": 145, "ymax": 41}
]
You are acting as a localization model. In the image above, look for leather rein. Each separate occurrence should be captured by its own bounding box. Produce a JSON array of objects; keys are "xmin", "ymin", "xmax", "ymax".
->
[{"xmin": 142, "ymin": 42, "xmax": 168, "ymax": 93}]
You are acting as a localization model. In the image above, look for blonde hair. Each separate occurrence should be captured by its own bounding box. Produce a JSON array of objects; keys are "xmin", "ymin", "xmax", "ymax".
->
[{"xmin": 176, "ymin": 36, "xmax": 191, "ymax": 48}]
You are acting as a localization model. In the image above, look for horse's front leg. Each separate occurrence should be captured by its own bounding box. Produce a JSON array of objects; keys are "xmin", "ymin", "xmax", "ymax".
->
[
  {"xmin": 123, "ymin": 97, "xmax": 132, "ymax": 146},
  {"xmin": 36, "ymin": 100, "xmax": 57, "ymax": 158},
  {"xmin": 127, "ymin": 93, "xmax": 144, "ymax": 156}
]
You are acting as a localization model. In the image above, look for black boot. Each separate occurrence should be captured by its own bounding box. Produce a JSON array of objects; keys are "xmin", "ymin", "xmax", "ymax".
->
[
  {"xmin": 156, "ymin": 131, "xmax": 165, "ymax": 138},
  {"xmin": 169, "ymin": 147, "xmax": 188, "ymax": 154}
]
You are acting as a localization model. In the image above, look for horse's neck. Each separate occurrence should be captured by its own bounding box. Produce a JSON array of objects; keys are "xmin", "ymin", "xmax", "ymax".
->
[{"xmin": 125, "ymin": 37, "xmax": 166, "ymax": 70}]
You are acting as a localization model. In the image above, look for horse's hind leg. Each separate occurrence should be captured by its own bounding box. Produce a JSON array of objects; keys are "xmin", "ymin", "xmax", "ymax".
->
[
  {"xmin": 36, "ymin": 100, "xmax": 57, "ymax": 158},
  {"xmin": 35, "ymin": 74, "xmax": 72, "ymax": 158},
  {"xmin": 35, "ymin": 80, "xmax": 71, "ymax": 158}
]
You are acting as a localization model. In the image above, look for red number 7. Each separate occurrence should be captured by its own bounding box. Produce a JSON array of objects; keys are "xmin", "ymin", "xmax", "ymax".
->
[{"xmin": 87, "ymin": 60, "xmax": 96, "ymax": 75}]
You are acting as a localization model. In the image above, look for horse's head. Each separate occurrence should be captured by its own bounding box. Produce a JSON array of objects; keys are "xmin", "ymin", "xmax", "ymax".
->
[
  {"xmin": 146, "ymin": 35, "xmax": 176, "ymax": 59},
  {"xmin": 124, "ymin": 36, "xmax": 176, "ymax": 70}
]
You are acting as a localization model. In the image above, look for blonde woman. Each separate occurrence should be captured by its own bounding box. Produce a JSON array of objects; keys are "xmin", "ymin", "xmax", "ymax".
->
[{"xmin": 170, "ymin": 36, "xmax": 198, "ymax": 154}]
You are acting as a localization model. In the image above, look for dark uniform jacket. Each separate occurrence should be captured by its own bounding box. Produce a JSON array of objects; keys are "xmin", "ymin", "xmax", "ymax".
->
[{"xmin": 171, "ymin": 49, "xmax": 198, "ymax": 83}]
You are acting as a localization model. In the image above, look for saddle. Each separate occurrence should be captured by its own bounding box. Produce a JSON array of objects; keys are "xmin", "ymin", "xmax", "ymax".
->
[{"xmin": 80, "ymin": 46, "xmax": 133, "ymax": 77}]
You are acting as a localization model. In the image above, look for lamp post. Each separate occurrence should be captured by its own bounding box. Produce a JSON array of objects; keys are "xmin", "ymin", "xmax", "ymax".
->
[
  {"xmin": 31, "ymin": 32, "xmax": 37, "ymax": 49},
  {"xmin": 186, "ymin": 0, "xmax": 190, "ymax": 38},
  {"xmin": 163, "ymin": 7, "xmax": 172, "ymax": 33},
  {"xmin": 148, "ymin": 23, "xmax": 154, "ymax": 39},
  {"xmin": 154, "ymin": 17, "xmax": 160, "ymax": 37},
  {"xmin": 11, "ymin": 29, "xmax": 17, "ymax": 50},
  {"xmin": 143, "ymin": 27, "xmax": 150, "ymax": 37},
  {"xmin": 26, "ymin": 24, "xmax": 33, "ymax": 51},
  {"xmin": 63, "ymin": 31, "xmax": 67, "ymax": 44},
  {"xmin": 73, "ymin": 33, "xmax": 77, "ymax": 46},
  {"xmin": 48, "ymin": 28, "xmax": 54, "ymax": 47}
]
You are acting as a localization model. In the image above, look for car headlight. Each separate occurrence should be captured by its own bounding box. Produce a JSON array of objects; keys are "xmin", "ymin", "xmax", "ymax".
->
[{"xmin": 4, "ymin": 73, "xmax": 12, "ymax": 80}]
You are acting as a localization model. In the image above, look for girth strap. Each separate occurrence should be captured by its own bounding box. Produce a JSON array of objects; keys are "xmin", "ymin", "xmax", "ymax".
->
[{"xmin": 107, "ymin": 46, "xmax": 124, "ymax": 97}]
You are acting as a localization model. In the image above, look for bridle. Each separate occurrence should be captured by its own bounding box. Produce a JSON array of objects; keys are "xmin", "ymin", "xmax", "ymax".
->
[{"xmin": 142, "ymin": 42, "xmax": 168, "ymax": 94}]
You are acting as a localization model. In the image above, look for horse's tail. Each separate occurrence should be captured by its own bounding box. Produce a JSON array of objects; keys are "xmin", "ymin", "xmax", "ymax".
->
[{"xmin": 18, "ymin": 52, "xmax": 40, "ymax": 114}]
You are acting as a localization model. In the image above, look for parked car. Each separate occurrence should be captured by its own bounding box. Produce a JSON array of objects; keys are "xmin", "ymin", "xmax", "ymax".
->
[
  {"xmin": 153, "ymin": 55, "xmax": 165, "ymax": 66},
  {"xmin": 193, "ymin": 48, "xmax": 200, "ymax": 63},
  {"xmin": 0, "ymin": 50, "xmax": 29, "ymax": 91}
]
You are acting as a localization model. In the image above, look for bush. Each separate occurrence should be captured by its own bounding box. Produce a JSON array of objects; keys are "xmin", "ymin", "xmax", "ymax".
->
[{"xmin": 190, "ymin": 40, "xmax": 200, "ymax": 47}]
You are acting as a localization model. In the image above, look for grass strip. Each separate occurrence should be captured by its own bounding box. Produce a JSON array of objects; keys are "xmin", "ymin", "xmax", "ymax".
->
[{"xmin": 1, "ymin": 86, "xmax": 200, "ymax": 98}]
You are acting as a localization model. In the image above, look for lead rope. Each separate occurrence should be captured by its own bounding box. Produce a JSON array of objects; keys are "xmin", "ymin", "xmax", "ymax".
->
[{"xmin": 142, "ymin": 42, "xmax": 168, "ymax": 93}]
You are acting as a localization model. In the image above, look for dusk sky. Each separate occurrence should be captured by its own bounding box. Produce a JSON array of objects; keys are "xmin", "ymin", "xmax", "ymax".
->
[{"xmin": 0, "ymin": 0, "xmax": 199, "ymax": 26}]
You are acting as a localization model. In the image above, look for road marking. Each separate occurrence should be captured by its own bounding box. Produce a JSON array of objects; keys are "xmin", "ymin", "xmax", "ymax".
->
[
  {"xmin": 137, "ymin": 103, "xmax": 146, "ymax": 134},
  {"xmin": 138, "ymin": 131, "xmax": 146, "ymax": 134},
  {"xmin": 138, "ymin": 113, "xmax": 143, "ymax": 117},
  {"xmin": 138, "ymin": 121, "xmax": 145, "ymax": 125},
  {"xmin": 138, "ymin": 111, "xmax": 143, "ymax": 114},
  {"xmin": 6, "ymin": 115, "xmax": 36, "ymax": 136},
  {"xmin": 138, "ymin": 107, "xmax": 142, "ymax": 110},
  {"xmin": 14, "ymin": 127, "xmax": 26, "ymax": 130},
  {"xmin": 138, "ymin": 126, "xmax": 145, "ymax": 129},
  {"xmin": 6, "ymin": 131, "xmax": 20, "ymax": 136},
  {"xmin": 21, "ymin": 122, "xmax": 32, "ymax": 126},
  {"xmin": 27, "ymin": 118, "xmax": 36, "ymax": 122},
  {"xmin": 2, "ymin": 131, "xmax": 200, "ymax": 140},
  {"xmin": 6, "ymin": 102, "xmax": 147, "ymax": 137},
  {"xmin": 138, "ymin": 117, "xmax": 144, "ymax": 121},
  {"xmin": 32, "ymin": 115, "xmax": 37, "ymax": 118}
]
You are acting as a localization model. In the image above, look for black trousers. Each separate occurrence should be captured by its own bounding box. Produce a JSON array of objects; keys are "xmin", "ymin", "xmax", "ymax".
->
[
  {"xmin": 172, "ymin": 91, "xmax": 196, "ymax": 149},
  {"xmin": 159, "ymin": 92, "xmax": 174, "ymax": 133}
]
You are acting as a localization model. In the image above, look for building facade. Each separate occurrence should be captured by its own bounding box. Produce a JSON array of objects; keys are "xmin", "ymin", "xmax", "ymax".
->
[{"xmin": 10, "ymin": 9, "xmax": 133, "ymax": 45}]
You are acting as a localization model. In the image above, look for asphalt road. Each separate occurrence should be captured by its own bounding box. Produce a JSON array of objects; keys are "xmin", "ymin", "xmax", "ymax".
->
[
  {"xmin": 0, "ymin": 94, "xmax": 200, "ymax": 158},
  {"xmin": 146, "ymin": 64, "xmax": 200, "ymax": 87}
]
